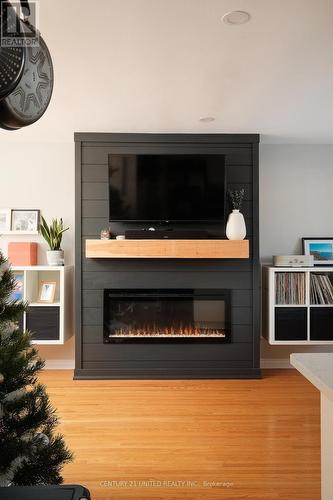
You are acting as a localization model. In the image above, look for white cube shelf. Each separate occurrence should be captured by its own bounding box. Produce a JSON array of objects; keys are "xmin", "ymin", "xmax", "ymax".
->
[
  {"xmin": 11, "ymin": 265, "xmax": 72, "ymax": 345},
  {"xmin": 263, "ymin": 266, "xmax": 333, "ymax": 345}
]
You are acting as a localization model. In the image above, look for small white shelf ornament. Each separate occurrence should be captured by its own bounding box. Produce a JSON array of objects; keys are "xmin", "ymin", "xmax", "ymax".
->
[{"xmin": 226, "ymin": 189, "xmax": 246, "ymax": 240}]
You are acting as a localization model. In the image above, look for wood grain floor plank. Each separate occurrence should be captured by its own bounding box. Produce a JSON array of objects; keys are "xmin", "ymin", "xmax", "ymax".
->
[{"xmin": 38, "ymin": 369, "xmax": 320, "ymax": 500}]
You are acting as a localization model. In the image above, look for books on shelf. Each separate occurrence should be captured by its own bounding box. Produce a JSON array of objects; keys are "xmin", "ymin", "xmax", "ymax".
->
[
  {"xmin": 275, "ymin": 271, "xmax": 333, "ymax": 305},
  {"xmin": 275, "ymin": 272, "xmax": 306, "ymax": 305},
  {"xmin": 310, "ymin": 274, "xmax": 333, "ymax": 305}
]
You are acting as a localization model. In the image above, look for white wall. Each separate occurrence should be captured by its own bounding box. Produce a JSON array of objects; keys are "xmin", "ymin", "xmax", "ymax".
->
[
  {"xmin": 260, "ymin": 144, "xmax": 333, "ymax": 366},
  {"xmin": 260, "ymin": 144, "xmax": 333, "ymax": 261},
  {"xmin": 0, "ymin": 142, "xmax": 75, "ymax": 366}
]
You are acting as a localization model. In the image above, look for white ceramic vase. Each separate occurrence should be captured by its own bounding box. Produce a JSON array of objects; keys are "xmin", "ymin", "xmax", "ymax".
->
[
  {"xmin": 46, "ymin": 250, "xmax": 64, "ymax": 266},
  {"xmin": 226, "ymin": 209, "xmax": 246, "ymax": 240}
]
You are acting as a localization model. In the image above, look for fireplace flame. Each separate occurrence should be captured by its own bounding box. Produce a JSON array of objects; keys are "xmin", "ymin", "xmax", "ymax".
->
[{"xmin": 110, "ymin": 324, "xmax": 226, "ymax": 338}]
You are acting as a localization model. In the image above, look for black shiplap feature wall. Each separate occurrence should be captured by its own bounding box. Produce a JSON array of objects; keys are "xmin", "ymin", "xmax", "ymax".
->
[{"xmin": 74, "ymin": 133, "xmax": 260, "ymax": 379}]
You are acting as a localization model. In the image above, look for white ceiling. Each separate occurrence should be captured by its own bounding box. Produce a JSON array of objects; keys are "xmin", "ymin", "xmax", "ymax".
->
[{"xmin": 2, "ymin": 0, "xmax": 333, "ymax": 143}]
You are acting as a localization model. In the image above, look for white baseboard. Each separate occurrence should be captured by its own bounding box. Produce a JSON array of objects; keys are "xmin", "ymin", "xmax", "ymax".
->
[
  {"xmin": 43, "ymin": 359, "xmax": 75, "ymax": 370},
  {"xmin": 260, "ymin": 358, "xmax": 292, "ymax": 369},
  {"xmin": 42, "ymin": 358, "xmax": 291, "ymax": 370}
]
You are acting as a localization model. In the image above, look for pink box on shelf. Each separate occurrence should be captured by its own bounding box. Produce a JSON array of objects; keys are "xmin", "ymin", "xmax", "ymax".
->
[{"xmin": 8, "ymin": 242, "xmax": 38, "ymax": 266}]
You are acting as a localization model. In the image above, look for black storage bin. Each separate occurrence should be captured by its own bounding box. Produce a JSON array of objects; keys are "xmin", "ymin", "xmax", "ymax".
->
[
  {"xmin": 26, "ymin": 306, "xmax": 60, "ymax": 341},
  {"xmin": 310, "ymin": 307, "xmax": 333, "ymax": 341},
  {"xmin": 275, "ymin": 307, "xmax": 307, "ymax": 341}
]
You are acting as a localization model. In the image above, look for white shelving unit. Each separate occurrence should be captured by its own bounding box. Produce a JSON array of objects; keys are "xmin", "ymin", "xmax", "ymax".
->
[
  {"xmin": 12, "ymin": 265, "xmax": 72, "ymax": 345},
  {"xmin": 263, "ymin": 266, "xmax": 333, "ymax": 345},
  {"xmin": 2, "ymin": 231, "xmax": 38, "ymax": 235}
]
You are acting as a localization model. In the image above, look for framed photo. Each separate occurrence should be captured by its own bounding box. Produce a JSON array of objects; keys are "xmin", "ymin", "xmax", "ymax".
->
[
  {"xmin": 11, "ymin": 273, "xmax": 24, "ymax": 301},
  {"xmin": 11, "ymin": 209, "xmax": 40, "ymax": 232},
  {"xmin": 302, "ymin": 238, "xmax": 333, "ymax": 265},
  {"xmin": 38, "ymin": 281, "xmax": 56, "ymax": 303},
  {"xmin": 0, "ymin": 208, "xmax": 11, "ymax": 232}
]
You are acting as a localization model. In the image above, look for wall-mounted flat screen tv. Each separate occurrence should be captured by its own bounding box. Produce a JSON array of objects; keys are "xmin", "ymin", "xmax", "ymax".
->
[{"xmin": 109, "ymin": 154, "xmax": 226, "ymax": 222}]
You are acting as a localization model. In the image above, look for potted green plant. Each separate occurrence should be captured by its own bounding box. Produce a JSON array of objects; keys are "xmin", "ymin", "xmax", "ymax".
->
[{"xmin": 39, "ymin": 216, "xmax": 69, "ymax": 266}]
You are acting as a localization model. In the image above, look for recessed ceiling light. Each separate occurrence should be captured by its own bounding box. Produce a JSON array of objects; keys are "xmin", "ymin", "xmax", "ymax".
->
[
  {"xmin": 222, "ymin": 11, "xmax": 251, "ymax": 25},
  {"xmin": 199, "ymin": 116, "xmax": 215, "ymax": 123}
]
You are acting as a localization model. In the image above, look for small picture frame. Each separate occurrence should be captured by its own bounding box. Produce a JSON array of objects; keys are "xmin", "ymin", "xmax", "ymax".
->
[
  {"xmin": 12, "ymin": 273, "xmax": 24, "ymax": 301},
  {"xmin": 38, "ymin": 281, "xmax": 56, "ymax": 303},
  {"xmin": 11, "ymin": 209, "xmax": 40, "ymax": 232},
  {"xmin": 302, "ymin": 238, "xmax": 333, "ymax": 266},
  {"xmin": 0, "ymin": 208, "xmax": 11, "ymax": 233}
]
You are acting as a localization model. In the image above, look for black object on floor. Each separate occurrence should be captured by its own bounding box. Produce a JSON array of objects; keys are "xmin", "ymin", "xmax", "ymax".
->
[{"xmin": 0, "ymin": 484, "xmax": 91, "ymax": 500}]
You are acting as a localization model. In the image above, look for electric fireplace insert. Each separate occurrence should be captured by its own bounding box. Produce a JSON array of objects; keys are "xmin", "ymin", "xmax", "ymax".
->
[{"xmin": 103, "ymin": 289, "xmax": 231, "ymax": 343}]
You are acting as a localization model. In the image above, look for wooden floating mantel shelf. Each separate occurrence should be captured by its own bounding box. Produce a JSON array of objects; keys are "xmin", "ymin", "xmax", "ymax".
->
[{"xmin": 85, "ymin": 239, "xmax": 249, "ymax": 259}]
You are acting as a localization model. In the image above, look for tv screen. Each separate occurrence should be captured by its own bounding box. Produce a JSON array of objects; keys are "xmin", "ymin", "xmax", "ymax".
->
[{"xmin": 109, "ymin": 154, "xmax": 226, "ymax": 222}]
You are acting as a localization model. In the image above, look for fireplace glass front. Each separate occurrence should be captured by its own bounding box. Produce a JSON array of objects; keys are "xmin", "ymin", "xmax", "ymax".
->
[{"xmin": 103, "ymin": 289, "xmax": 231, "ymax": 343}]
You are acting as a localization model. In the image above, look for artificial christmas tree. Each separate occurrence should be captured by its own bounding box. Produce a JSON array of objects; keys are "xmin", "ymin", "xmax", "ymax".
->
[{"xmin": 0, "ymin": 251, "xmax": 72, "ymax": 486}]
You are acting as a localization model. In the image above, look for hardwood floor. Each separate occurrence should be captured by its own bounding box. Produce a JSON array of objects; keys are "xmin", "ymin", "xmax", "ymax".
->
[{"xmin": 39, "ymin": 370, "xmax": 320, "ymax": 500}]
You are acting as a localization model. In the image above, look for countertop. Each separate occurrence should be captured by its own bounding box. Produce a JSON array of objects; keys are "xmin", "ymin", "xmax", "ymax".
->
[{"xmin": 290, "ymin": 353, "xmax": 333, "ymax": 402}]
